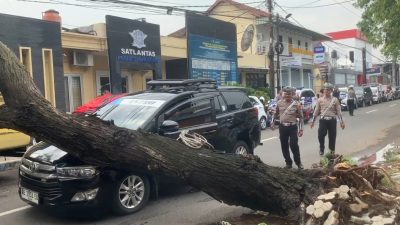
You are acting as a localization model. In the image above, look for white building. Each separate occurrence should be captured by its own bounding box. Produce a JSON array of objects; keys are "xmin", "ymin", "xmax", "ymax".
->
[{"xmin": 256, "ymin": 17, "xmax": 330, "ymax": 89}]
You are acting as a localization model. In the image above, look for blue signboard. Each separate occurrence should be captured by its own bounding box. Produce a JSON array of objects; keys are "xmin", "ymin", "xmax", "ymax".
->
[
  {"xmin": 314, "ymin": 46, "xmax": 325, "ymax": 53},
  {"xmin": 188, "ymin": 34, "xmax": 238, "ymax": 85}
]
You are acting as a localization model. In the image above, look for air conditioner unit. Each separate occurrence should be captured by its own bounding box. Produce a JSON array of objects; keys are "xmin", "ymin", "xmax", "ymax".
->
[{"xmin": 73, "ymin": 51, "xmax": 94, "ymax": 66}]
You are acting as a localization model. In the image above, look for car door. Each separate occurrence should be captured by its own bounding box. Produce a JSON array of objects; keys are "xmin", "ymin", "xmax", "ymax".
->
[
  {"xmin": 218, "ymin": 91, "xmax": 256, "ymax": 152},
  {"xmin": 160, "ymin": 96, "xmax": 218, "ymax": 147}
]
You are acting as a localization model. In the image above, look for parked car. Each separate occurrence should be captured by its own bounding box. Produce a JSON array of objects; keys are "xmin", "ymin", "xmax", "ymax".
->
[
  {"xmin": 249, "ymin": 96, "xmax": 268, "ymax": 130},
  {"xmin": 354, "ymin": 86, "xmax": 373, "ymax": 107},
  {"xmin": 295, "ymin": 89, "xmax": 317, "ymax": 123},
  {"xmin": 394, "ymin": 86, "xmax": 400, "ymax": 100},
  {"xmin": 370, "ymin": 86, "xmax": 383, "ymax": 104},
  {"xmin": 18, "ymin": 79, "xmax": 261, "ymax": 215}
]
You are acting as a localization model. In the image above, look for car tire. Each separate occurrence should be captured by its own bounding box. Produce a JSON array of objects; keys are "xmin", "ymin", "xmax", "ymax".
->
[
  {"xmin": 233, "ymin": 141, "xmax": 250, "ymax": 155},
  {"xmin": 111, "ymin": 173, "xmax": 150, "ymax": 215},
  {"xmin": 260, "ymin": 117, "xmax": 268, "ymax": 130}
]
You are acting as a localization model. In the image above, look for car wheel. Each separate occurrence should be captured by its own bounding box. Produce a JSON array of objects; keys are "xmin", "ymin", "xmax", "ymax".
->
[
  {"xmin": 111, "ymin": 174, "xmax": 150, "ymax": 215},
  {"xmin": 260, "ymin": 117, "xmax": 268, "ymax": 130},
  {"xmin": 233, "ymin": 141, "xmax": 250, "ymax": 155}
]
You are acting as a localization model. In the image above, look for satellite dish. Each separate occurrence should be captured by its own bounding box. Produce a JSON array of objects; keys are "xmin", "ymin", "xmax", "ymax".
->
[{"xmin": 241, "ymin": 24, "xmax": 255, "ymax": 52}]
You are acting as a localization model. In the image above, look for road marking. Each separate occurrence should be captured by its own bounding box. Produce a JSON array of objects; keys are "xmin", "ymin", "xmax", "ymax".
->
[
  {"xmin": 366, "ymin": 109, "xmax": 377, "ymax": 114},
  {"xmin": 389, "ymin": 104, "xmax": 397, "ymax": 107},
  {"xmin": 0, "ymin": 206, "xmax": 31, "ymax": 217},
  {"xmin": 261, "ymin": 137, "xmax": 278, "ymax": 142}
]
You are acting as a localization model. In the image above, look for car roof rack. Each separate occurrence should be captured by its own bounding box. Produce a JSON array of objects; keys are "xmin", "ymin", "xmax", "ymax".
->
[{"xmin": 147, "ymin": 79, "xmax": 217, "ymax": 92}]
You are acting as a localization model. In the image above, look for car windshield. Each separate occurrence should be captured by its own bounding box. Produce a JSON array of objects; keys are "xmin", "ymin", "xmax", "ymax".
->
[
  {"xmin": 339, "ymin": 91, "xmax": 347, "ymax": 99},
  {"xmin": 355, "ymin": 88, "xmax": 363, "ymax": 95},
  {"xmin": 98, "ymin": 98, "xmax": 165, "ymax": 130}
]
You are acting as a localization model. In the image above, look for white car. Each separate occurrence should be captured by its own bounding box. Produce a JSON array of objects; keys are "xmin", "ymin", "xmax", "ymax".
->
[
  {"xmin": 249, "ymin": 96, "xmax": 268, "ymax": 130},
  {"xmin": 295, "ymin": 89, "xmax": 318, "ymax": 123}
]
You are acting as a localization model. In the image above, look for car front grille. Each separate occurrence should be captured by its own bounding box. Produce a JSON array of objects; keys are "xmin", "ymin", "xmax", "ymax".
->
[{"xmin": 20, "ymin": 173, "xmax": 62, "ymax": 199}]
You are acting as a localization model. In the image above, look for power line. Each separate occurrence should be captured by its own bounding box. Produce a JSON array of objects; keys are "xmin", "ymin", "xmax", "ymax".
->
[
  {"xmin": 331, "ymin": 0, "xmax": 361, "ymax": 17},
  {"xmin": 274, "ymin": 2, "xmax": 305, "ymax": 28},
  {"xmin": 280, "ymin": 0, "xmax": 355, "ymax": 9},
  {"xmin": 293, "ymin": 0, "xmax": 323, "ymax": 8},
  {"xmin": 228, "ymin": 1, "xmax": 264, "ymax": 21}
]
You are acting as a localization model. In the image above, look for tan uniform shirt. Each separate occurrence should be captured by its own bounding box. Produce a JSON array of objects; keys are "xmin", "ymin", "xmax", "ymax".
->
[
  {"xmin": 274, "ymin": 99, "xmax": 304, "ymax": 128},
  {"xmin": 348, "ymin": 89, "xmax": 356, "ymax": 100},
  {"xmin": 312, "ymin": 96, "xmax": 343, "ymax": 122}
]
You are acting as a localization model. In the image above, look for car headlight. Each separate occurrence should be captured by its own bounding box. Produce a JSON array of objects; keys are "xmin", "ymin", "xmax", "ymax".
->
[{"xmin": 56, "ymin": 166, "xmax": 97, "ymax": 179}]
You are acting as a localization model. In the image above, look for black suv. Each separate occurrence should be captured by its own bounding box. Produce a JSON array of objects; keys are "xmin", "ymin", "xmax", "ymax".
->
[
  {"xmin": 354, "ymin": 86, "xmax": 373, "ymax": 107},
  {"xmin": 18, "ymin": 79, "xmax": 261, "ymax": 215}
]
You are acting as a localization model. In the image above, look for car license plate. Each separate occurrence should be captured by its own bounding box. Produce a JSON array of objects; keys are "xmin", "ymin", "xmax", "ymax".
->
[{"xmin": 20, "ymin": 187, "xmax": 39, "ymax": 204}]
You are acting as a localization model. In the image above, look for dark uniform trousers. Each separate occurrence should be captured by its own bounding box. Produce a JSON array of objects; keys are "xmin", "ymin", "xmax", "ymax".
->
[
  {"xmin": 279, "ymin": 124, "xmax": 300, "ymax": 166},
  {"xmin": 347, "ymin": 99, "xmax": 355, "ymax": 116},
  {"xmin": 318, "ymin": 119, "xmax": 337, "ymax": 152}
]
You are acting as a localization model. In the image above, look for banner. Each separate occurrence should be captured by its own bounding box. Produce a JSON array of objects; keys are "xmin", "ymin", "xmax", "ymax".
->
[{"xmin": 186, "ymin": 13, "xmax": 238, "ymax": 85}]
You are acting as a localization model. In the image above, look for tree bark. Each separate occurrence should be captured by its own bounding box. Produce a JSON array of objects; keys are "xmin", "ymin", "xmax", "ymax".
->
[{"xmin": 0, "ymin": 42, "xmax": 324, "ymax": 217}]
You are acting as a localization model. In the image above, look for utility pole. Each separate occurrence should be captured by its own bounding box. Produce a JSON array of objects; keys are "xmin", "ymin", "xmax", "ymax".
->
[
  {"xmin": 362, "ymin": 47, "xmax": 367, "ymax": 84},
  {"xmin": 267, "ymin": 0, "xmax": 275, "ymax": 97},
  {"xmin": 275, "ymin": 13, "xmax": 281, "ymax": 94},
  {"xmin": 392, "ymin": 57, "xmax": 396, "ymax": 85}
]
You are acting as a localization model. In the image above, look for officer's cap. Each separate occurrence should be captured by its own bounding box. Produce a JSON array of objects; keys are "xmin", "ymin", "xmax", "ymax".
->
[
  {"xmin": 282, "ymin": 86, "xmax": 295, "ymax": 93},
  {"xmin": 323, "ymin": 83, "xmax": 334, "ymax": 90}
]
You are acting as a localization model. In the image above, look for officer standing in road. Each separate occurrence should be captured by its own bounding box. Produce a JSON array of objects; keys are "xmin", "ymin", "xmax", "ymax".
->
[
  {"xmin": 311, "ymin": 83, "xmax": 345, "ymax": 156},
  {"xmin": 271, "ymin": 87, "xmax": 304, "ymax": 169},
  {"xmin": 347, "ymin": 85, "xmax": 356, "ymax": 116}
]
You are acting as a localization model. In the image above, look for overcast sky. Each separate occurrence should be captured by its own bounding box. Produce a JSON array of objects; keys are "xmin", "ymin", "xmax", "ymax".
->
[{"xmin": 1, "ymin": 0, "xmax": 386, "ymax": 62}]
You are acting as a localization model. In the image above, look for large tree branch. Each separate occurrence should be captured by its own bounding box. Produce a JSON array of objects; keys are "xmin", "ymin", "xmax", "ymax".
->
[
  {"xmin": 0, "ymin": 104, "xmax": 17, "ymax": 129},
  {"xmin": 0, "ymin": 41, "xmax": 324, "ymax": 217}
]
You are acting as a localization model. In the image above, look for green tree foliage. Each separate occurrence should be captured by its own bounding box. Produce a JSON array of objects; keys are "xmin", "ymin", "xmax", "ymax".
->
[{"xmin": 356, "ymin": 0, "xmax": 400, "ymax": 58}]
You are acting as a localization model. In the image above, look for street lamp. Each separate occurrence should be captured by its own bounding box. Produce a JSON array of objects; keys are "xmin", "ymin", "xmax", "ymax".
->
[{"xmin": 275, "ymin": 13, "xmax": 292, "ymax": 93}]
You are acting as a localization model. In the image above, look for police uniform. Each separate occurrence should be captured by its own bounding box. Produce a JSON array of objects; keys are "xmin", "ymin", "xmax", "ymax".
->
[
  {"xmin": 347, "ymin": 87, "xmax": 356, "ymax": 116},
  {"xmin": 272, "ymin": 87, "xmax": 304, "ymax": 169},
  {"xmin": 312, "ymin": 83, "xmax": 344, "ymax": 155}
]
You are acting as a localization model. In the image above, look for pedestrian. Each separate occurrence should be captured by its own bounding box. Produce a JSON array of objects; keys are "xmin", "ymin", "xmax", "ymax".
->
[
  {"xmin": 311, "ymin": 83, "xmax": 345, "ymax": 156},
  {"xmin": 271, "ymin": 86, "xmax": 304, "ymax": 169},
  {"xmin": 347, "ymin": 85, "xmax": 356, "ymax": 116},
  {"xmin": 332, "ymin": 87, "xmax": 340, "ymax": 103}
]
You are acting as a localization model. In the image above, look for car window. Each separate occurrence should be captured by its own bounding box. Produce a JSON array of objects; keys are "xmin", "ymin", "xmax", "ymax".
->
[
  {"xmin": 301, "ymin": 90, "xmax": 315, "ymax": 98},
  {"xmin": 249, "ymin": 97, "xmax": 259, "ymax": 105},
  {"xmin": 221, "ymin": 91, "xmax": 252, "ymax": 111},
  {"xmin": 166, "ymin": 98, "xmax": 214, "ymax": 128},
  {"xmin": 214, "ymin": 96, "xmax": 227, "ymax": 114},
  {"xmin": 101, "ymin": 99, "xmax": 165, "ymax": 130}
]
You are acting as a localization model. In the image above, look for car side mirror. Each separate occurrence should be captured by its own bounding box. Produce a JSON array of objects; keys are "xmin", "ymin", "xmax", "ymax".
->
[{"xmin": 159, "ymin": 120, "xmax": 179, "ymax": 134}]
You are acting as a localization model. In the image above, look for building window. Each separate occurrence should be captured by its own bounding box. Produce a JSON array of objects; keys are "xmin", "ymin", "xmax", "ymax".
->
[
  {"xmin": 278, "ymin": 35, "xmax": 283, "ymax": 43},
  {"xmin": 288, "ymin": 37, "xmax": 292, "ymax": 46},
  {"xmin": 64, "ymin": 74, "xmax": 82, "ymax": 112},
  {"xmin": 19, "ymin": 47, "xmax": 33, "ymax": 76},
  {"xmin": 246, "ymin": 73, "xmax": 266, "ymax": 88},
  {"xmin": 42, "ymin": 49, "xmax": 56, "ymax": 106},
  {"xmin": 297, "ymin": 40, "xmax": 301, "ymax": 48},
  {"xmin": 96, "ymin": 71, "xmax": 111, "ymax": 96},
  {"xmin": 305, "ymin": 42, "xmax": 309, "ymax": 51}
]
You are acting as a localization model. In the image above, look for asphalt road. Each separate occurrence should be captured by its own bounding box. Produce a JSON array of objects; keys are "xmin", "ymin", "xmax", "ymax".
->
[{"xmin": 0, "ymin": 100, "xmax": 399, "ymax": 225}]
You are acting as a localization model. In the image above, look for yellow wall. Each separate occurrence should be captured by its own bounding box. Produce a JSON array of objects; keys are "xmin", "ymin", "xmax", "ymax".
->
[{"xmin": 161, "ymin": 36, "xmax": 186, "ymax": 59}]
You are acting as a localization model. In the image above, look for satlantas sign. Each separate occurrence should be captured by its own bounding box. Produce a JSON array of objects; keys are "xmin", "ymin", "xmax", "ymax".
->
[{"xmin": 120, "ymin": 29, "xmax": 156, "ymax": 57}]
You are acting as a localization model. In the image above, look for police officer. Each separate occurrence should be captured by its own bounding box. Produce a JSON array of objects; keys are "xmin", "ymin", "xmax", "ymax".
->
[
  {"xmin": 271, "ymin": 86, "xmax": 304, "ymax": 169},
  {"xmin": 347, "ymin": 85, "xmax": 356, "ymax": 116},
  {"xmin": 311, "ymin": 83, "xmax": 345, "ymax": 156}
]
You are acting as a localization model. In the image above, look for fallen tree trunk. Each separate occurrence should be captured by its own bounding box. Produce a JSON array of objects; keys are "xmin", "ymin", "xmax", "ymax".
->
[{"xmin": 0, "ymin": 42, "xmax": 324, "ymax": 217}]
